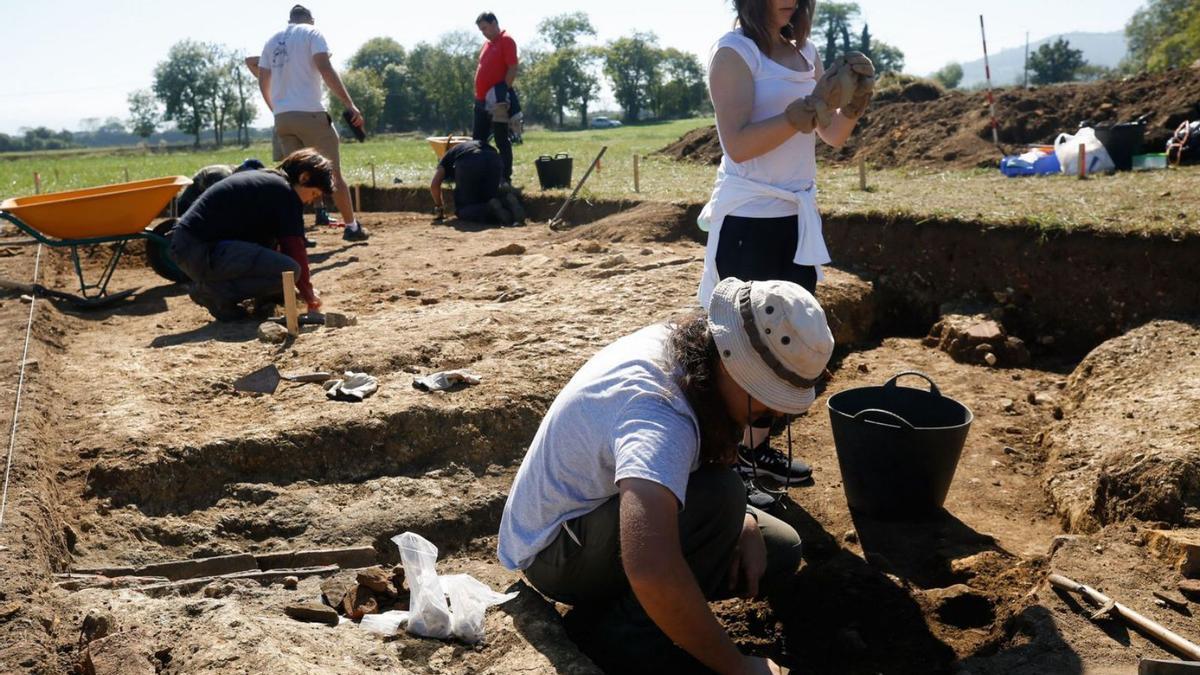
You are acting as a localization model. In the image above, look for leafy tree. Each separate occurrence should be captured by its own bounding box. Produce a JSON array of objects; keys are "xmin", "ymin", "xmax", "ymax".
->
[
  {"xmin": 379, "ymin": 62, "xmax": 414, "ymax": 131},
  {"xmin": 222, "ymin": 50, "xmax": 258, "ymax": 147},
  {"xmin": 1124, "ymin": 0, "xmax": 1200, "ymax": 72},
  {"xmin": 406, "ymin": 31, "xmax": 481, "ymax": 133},
  {"xmin": 328, "ymin": 69, "xmax": 386, "ymax": 136},
  {"xmin": 815, "ymin": 2, "xmax": 860, "ymax": 67},
  {"xmin": 154, "ymin": 40, "xmax": 218, "ymax": 147},
  {"xmin": 650, "ymin": 48, "xmax": 706, "ymax": 119},
  {"xmin": 872, "ymin": 41, "xmax": 905, "ymax": 74},
  {"xmin": 932, "ymin": 62, "xmax": 963, "ymax": 89},
  {"xmin": 538, "ymin": 11, "xmax": 596, "ymax": 50},
  {"xmin": 349, "ymin": 37, "xmax": 407, "ymax": 72},
  {"xmin": 1029, "ymin": 37, "xmax": 1086, "ymax": 84},
  {"xmin": 127, "ymin": 89, "xmax": 160, "ymax": 140},
  {"xmin": 603, "ymin": 32, "xmax": 662, "ymax": 122}
]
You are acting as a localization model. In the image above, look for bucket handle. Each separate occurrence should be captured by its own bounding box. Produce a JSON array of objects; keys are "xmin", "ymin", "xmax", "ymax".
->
[
  {"xmin": 554, "ymin": 153, "xmax": 570, "ymax": 159},
  {"xmin": 537, "ymin": 155, "xmax": 553, "ymax": 162},
  {"xmin": 852, "ymin": 408, "xmax": 916, "ymax": 430},
  {"xmin": 883, "ymin": 371, "xmax": 941, "ymax": 397}
]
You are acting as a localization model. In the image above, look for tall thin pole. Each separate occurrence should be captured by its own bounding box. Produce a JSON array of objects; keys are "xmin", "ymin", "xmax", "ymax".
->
[
  {"xmin": 1024, "ymin": 32, "xmax": 1030, "ymax": 88},
  {"xmin": 980, "ymin": 15, "xmax": 1001, "ymax": 147}
]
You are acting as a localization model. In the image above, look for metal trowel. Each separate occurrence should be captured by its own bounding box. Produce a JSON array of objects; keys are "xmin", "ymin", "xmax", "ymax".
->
[{"xmin": 233, "ymin": 365, "xmax": 332, "ymax": 394}]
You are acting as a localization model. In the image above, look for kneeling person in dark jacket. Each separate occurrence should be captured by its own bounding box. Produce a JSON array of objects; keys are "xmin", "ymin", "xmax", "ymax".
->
[
  {"xmin": 170, "ymin": 149, "xmax": 330, "ymax": 321},
  {"xmin": 430, "ymin": 140, "xmax": 524, "ymax": 226}
]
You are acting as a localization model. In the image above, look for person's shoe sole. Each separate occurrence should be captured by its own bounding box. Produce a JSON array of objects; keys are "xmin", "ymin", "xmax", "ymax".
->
[{"xmin": 737, "ymin": 456, "xmax": 813, "ymax": 483}]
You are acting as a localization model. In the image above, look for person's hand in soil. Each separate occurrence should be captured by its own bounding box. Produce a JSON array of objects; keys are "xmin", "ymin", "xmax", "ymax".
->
[
  {"xmin": 742, "ymin": 655, "xmax": 784, "ymax": 675},
  {"xmin": 727, "ymin": 513, "xmax": 767, "ymax": 598}
]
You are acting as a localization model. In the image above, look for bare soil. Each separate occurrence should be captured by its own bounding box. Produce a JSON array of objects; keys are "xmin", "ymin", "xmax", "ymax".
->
[
  {"xmin": 0, "ymin": 208, "xmax": 1196, "ymax": 674},
  {"xmin": 658, "ymin": 68, "xmax": 1200, "ymax": 169}
]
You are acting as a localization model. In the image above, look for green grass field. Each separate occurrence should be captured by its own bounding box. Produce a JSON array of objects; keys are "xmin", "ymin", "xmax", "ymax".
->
[{"xmin": 3, "ymin": 117, "xmax": 1197, "ymax": 236}]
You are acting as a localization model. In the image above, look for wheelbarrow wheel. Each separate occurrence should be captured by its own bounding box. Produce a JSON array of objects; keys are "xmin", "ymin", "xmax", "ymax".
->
[{"xmin": 146, "ymin": 219, "xmax": 190, "ymax": 283}]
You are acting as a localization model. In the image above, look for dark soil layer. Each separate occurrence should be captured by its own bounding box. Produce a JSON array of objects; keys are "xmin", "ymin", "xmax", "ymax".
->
[{"xmin": 658, "ymin": 68, "xmax": 1200, "ymax": 169}]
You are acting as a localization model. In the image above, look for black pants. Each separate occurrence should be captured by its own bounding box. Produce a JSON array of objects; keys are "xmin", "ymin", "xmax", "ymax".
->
[
  {"xmin": 454, "ymin": 152, "xmax": 504, "ymax": 223},
  {"xmin": 715, "ymin": 214, "xmax": 818, "ymax": 294},
  {"xmin": 524, "ymin": 466, "xmax": 803, "ymax": 673},
  {"xmin": 473, "ymin": 99, "xmax": 512, "ymax": 183},
  {"xmin": 170, "ymin": 228, "xmax": 299, "ymax": 316}
]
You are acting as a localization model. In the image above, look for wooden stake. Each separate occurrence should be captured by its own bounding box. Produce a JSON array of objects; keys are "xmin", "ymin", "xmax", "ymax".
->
[
  {"xmin": 633, "ymin": 154, "xmax": 640, "ymax": 193},
  {"xmin": 33, "ymin": 172, "xmax": 40, "ymax": 194},
  {"xmin": 1078, "ymin": 143, "xmax": 1087, "ymax": 179},
  {"xmin": 53, "ymin": 168, "xmax": 59, "ymax": 183},
  {"xmin": 123, "ymin": 167, "xmax": 130, "ymax": 183},
  {"xmin": 282, "ymin": 271, "xmax": 299, "ymax": 336},
  {"xmin": 370, "ymin": 163, "xmax": 376, "ymax": 188},
  {"xmin": 858, "ymin": 158, "xmax": 868, "ymax": 191},
  {"xmin": 353, "ymin": 184, "xmax": 361, "ymax": 212}
]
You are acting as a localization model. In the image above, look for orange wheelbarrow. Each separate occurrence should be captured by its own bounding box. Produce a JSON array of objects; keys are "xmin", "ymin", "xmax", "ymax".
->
[{"xmin": 0, "ymin": 176, "xmax": 192, "ymax": 306}]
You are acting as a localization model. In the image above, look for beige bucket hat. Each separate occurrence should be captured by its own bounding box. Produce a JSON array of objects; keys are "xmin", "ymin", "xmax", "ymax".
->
[{"xmin": 707, "ymin": 278, "xmax": 835, "ymax": 415}]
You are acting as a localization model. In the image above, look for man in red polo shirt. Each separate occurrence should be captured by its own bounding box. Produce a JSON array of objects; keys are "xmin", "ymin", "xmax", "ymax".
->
[{"xmin": 473, "ymin": 11, "xmax": 518, "ymax": 184}]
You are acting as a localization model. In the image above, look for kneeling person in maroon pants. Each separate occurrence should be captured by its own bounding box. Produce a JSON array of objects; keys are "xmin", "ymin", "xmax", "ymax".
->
[
  {"xmin": 169, "ymin": 149, "xmax": 331, "ymax": 321},
  {"xmin": 498, "ymin": 278, "xmax": 835, "ymax": 674}
]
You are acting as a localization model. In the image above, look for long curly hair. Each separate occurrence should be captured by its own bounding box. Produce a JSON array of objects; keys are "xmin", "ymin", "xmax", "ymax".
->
[
  {"xmin": 667, "ymin": 313, "xmax": 741, "ymax": 466},
  {"xmin": 733, "ymin": 0, "xmax": 815, "ymax": 55}
]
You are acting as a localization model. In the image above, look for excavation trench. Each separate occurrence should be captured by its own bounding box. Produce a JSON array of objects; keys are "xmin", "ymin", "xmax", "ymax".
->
[{"xmin": 0, "ymin": 208, "xmax": 1192, "ymax": 673}]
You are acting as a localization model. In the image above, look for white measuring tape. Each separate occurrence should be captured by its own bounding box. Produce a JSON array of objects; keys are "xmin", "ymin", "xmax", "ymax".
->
[{"xmin": 0, "ymin": 243, "xmax": 43, "ymax": 535}]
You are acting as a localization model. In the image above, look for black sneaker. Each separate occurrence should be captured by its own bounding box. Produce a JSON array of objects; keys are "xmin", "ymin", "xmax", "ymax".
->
[
  {"xmin": 739, "ymin": 442, "xmax": 812, "ymax": 484},
  {"xmin": 315, "ymin": 208, "xmax": 331, "ymax": 226},
  {"xmin": 502, "ymin": 193, "xmax": 526, "ymax": 225},
  {"xmin": 342, "ymin": 225, "xmax": 370, "ymax": 242},
  {"xmin": 188, "ymin": 284, "xmax": 247, "ymax": 322},
  {"xmin": 738, "ymin": 464, "xmax": 780, "ymax": 509},
  {"xmin": 305, "ymin": 237, "xmax": 318, "ymax": 248},
  {"xmin": 487, "ymin": 198, "xmax": 514, "ymax": 226}
]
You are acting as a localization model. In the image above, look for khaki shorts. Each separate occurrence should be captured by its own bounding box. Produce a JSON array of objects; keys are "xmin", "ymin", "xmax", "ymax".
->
[{"xmin": 274, "ymin": 111, "xmax": 340, "ymax": 168}]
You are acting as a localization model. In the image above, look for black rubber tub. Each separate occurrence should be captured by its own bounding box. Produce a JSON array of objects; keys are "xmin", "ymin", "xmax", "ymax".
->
[
  {"xmin": 535, "ymin": 153, "xmax": 573, "ymax": 189},
  {"xmin": 827, "ymin": 372, "xmax": 973, "ymax": 519}
]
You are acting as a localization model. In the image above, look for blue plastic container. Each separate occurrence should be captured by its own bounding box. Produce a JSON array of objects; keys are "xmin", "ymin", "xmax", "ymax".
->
[{"xmin": 1000, "ymin": 152, "xmax": 1060, "ymax": 177}]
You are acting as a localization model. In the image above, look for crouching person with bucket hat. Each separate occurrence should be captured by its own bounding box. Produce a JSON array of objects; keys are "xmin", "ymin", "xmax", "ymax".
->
[{"xmin": 498, "ymin": 278, "xmax": 834, "ymax": 674}]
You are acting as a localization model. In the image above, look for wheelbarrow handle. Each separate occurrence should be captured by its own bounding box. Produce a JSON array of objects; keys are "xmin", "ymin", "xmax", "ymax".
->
[
  {"xmin": 882, "ymin": 371, "xmax": 941, "ymax": 397},
  {"xmin": 852, "ymin": 408, "xmax": 916, "ymax": 430}
]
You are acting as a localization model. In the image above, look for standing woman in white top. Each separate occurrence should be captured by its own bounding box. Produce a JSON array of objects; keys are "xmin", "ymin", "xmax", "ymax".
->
[{"xmin": 702, "ymin": 0, "xmax": 875, "ymax": 500}]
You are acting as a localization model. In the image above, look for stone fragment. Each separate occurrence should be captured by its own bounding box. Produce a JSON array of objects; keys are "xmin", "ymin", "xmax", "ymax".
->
[
  {"xmin": 1178, "ymin": 579, "xmax": 1200, "ymax": 599},
  {"xmin": 984, "ymin": 352, "xmax": 998, "ymax": 367},
  {"xmin": 285, "ymin": 602, "xmax": 339, "ymax": 626},
  {"xmin": 282, "ymin": 576, "xmax": 299, "ymax": 590},
  {"xmin": 1000, "ymin": 398, "xmax": 1015, "ymax": 412},
  {"xmin": 356, "ymin": 567, "xmax": 397, "ymax": 596},
  {"xmin": 342, "ymin": 585, "xmax": 379, "ymax": 620},
  {"xmin": 79, "ymin": 609, "xmax": 114, "ymax": 644},
  {"xmin": 1147, "ymin": 529, "xmax": 1200, "ymax": 578},
  {"xmin": 580, "ymin": 241, "xmax": 604, "ymax": 253},
  {"xmin": 596, "ymin": 254, "xmax": 628, "ymax": 269},
  {"xmin": 925, "ymin": 309, "xmax": 1029, "ymax": 367},
  {"xmin": 420, "ymin": 297, "xmax": 439, "ymax": 306},
  {"xmin": 320, "ymin": 573, "xmax": 357, "ymax": 608},
  {"xmin": 257, "ymin": 321, "xmax": 289, "ymax": 344},
  {"xmin": 485, "ymin": 243, "xmax": 527, "ymax": 257},
  {"xmin": 404, "ymin": 288, "xmax": 421, "ymax": 297},
  {"xmin": 79, "ymin": 629, "xmax": 156, "ymax": 675}
]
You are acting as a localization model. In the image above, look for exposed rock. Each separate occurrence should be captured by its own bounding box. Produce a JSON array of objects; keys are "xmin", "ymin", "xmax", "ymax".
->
[
  {"xmin": 403, "ymin": 288, "xmax": 421, "ymax": 297},
  {"xmin": 1178, "ymin": 579, "xmax": 1200, "ymax": 599},
  {"xmin": 342, "ymin": 585, "xmax": 379, "ymax": 620},
  {"xmin": 356, "ymin": 567, "xmax": 397, "ymax": 596},
  {"xmin": 79, "ymin": 609, "xmax": 114, "ymax": 645},
  {"xmin": 257, "ymin": 322, "xmax": 289, "ymax": 344},
  {"xmin": 78, "ymin": 629, "xmax": 157, "ymax": 675},
  {"xmin": 924, "ymin": 307, "xmax": 1030, "ymax": 367},
  {"xmin": 282, "ymin": 576, "xmax": 299, "ymax": 590},
  {"xmin": 285, "ymin": 602, "xmax": 339, "ymax": 626},
  {"xmin": 1146, "ymin": 529, "xmax": 1200, "ymax": 578},
  {"xmin": 320, "ymin": 572, "xmax": 357, "ymax": 608}
]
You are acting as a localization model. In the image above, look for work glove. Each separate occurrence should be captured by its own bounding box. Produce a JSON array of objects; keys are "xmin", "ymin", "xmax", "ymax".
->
[
  {"xmin": 837, "ymin": 52, "xmax": 876, "ymax": 119},
  {"xmin": 784, "ymin": 90, "xmax": 834, "ymax": 133}
]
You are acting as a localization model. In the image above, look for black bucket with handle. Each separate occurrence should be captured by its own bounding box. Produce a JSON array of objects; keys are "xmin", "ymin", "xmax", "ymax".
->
[
  {"xmin": 827, "ymin": 372, "xmax": 973, "ymax": 519},
  {"xmin": 535, "ymin": 153, "xmax": 573, "ymax": 189}
]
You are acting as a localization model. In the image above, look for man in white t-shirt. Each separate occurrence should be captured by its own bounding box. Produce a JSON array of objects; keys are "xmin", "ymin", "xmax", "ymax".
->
[
  {"xmin": 257, "ymin": 4, "xmax": 369, "ymax": 242},
  {"xmin": 498, "ymin": 278, "xmax": 835, "ymax": 675}
]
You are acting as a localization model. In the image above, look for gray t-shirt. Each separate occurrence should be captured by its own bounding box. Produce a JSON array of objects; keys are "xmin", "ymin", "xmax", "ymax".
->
[{"xmin": 497, "ymin": 324, "xmax": 701, "ymax": 570}]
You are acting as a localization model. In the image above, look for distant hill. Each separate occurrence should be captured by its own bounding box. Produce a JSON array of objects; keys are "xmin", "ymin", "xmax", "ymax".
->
[{"xmin": 931, "ymin": 31, "xmax": 1127, "ymax": 88}]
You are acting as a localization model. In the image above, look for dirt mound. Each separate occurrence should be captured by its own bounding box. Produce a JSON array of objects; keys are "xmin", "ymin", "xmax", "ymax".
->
[
  {"xmin": 555, "ymin": 202, "xmax": 698, "ymax": 243},
  {"xmin": 660, "ymin": 68, "xmax": 1200, "ymax": 169},
  {"xmin": 1044, "ymin": 319, "xmax": 1200, "ymax": 532}
]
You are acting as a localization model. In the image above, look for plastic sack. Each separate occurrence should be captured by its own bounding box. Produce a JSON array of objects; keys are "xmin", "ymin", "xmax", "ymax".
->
[
  {"xmin": 393, "ymin": 532, "xmax": 452, "ymax": 639},
  {"xmin": 1054, "ymin": 127, "xmax": 1115, "ymax": 175},
  {"xmin": 360, "ymin": 610, "xmax": 410, "ymax": 636},
  {"xmin": 442, "ymin": 574, "xmax": 519, "ymax": 645}
]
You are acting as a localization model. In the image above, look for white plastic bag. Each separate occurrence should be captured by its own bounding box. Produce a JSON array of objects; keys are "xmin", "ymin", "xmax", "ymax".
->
[
  {"xmin": 393, "ymin": 532, "xmax": 452, "ymax": 639},
  {"xmin": 1054, "ymin": 127, "xmax": 1115, "ymax": 175},
  {"xmin": 442, "ymin": 574, "xmax": 519, "ymax": 645},
  {"xmin": 360, "ymin": 610, "xmax": 411, "ymax": 636}
]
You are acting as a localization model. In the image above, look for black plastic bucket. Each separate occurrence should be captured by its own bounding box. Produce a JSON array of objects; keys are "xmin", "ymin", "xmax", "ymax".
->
[
  {"xmin": 1094, "ymin": 121, "xmax": 1145, "ymax": 172},
  {"xmin": 535, "ymin": 153, "xmax": 573, "ymax": 189},
  {"xmin": 827, "ymin": 372, "xmax": 973, "ymax": 519}
]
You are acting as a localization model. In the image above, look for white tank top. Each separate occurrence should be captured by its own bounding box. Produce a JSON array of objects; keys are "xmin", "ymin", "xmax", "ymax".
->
[{"xmin": 710, "ymin": 30, "xmax": 818, "ymax": 218}]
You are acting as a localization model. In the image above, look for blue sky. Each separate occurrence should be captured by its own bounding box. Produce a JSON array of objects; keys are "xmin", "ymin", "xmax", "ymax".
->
[{"xmin": 0, "ymin": 0, "xmax": 1141, "ymax": 134}]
